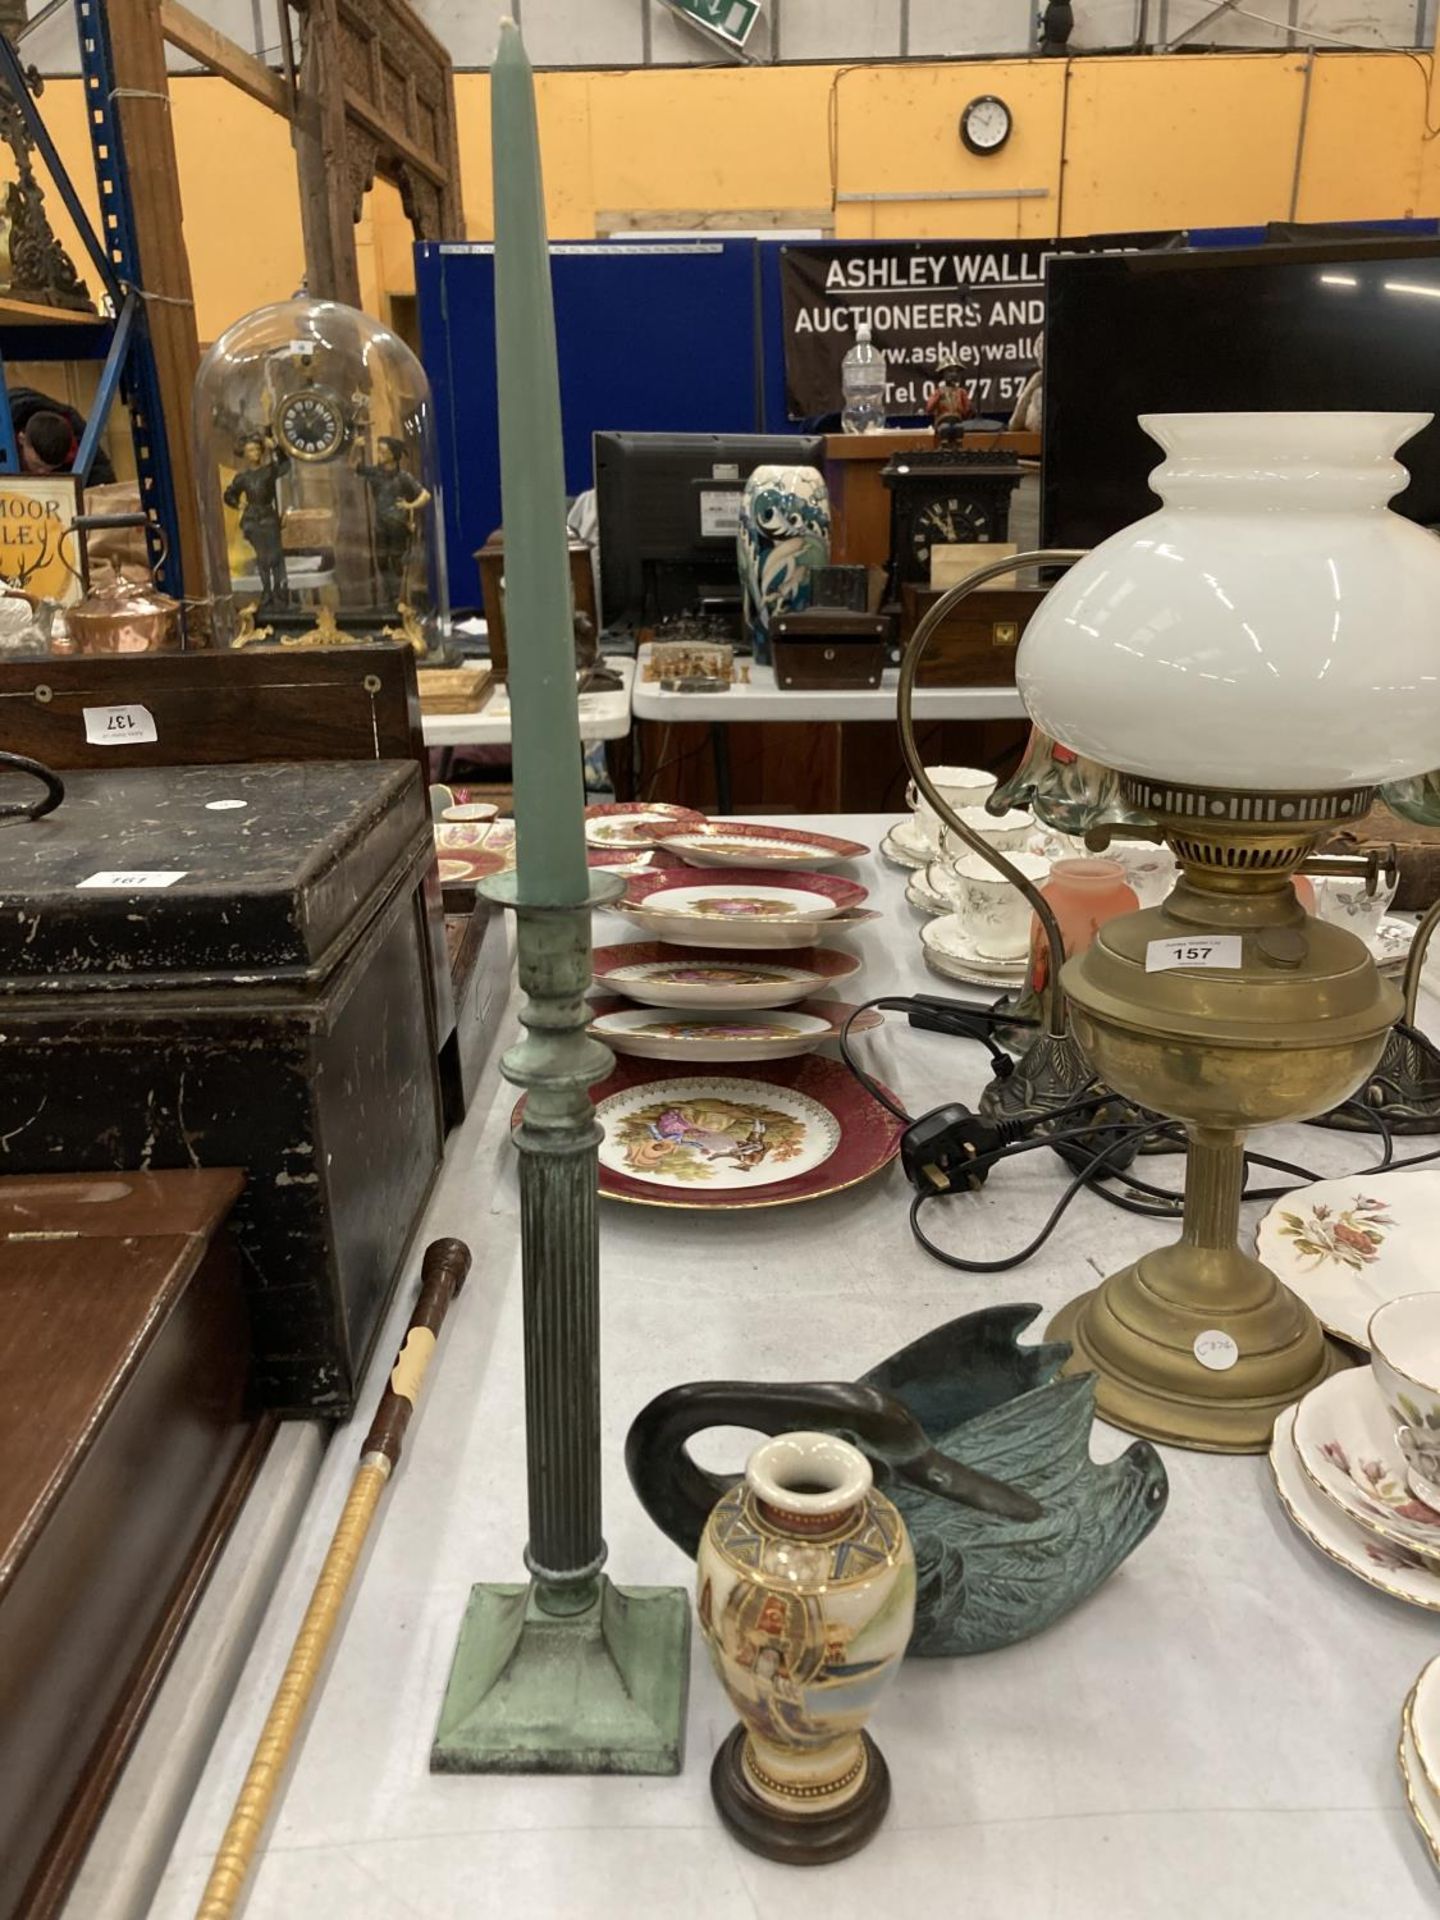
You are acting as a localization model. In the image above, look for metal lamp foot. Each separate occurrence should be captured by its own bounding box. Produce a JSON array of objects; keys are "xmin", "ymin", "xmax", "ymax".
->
[{"xmin": 432, "ymin": 1577, "xmax": 691, "ymax": 1776}]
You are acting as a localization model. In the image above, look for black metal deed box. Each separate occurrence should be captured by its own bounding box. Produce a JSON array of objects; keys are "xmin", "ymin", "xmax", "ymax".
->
[{"xmin": 0, "ymin": 760, "xmax": 444, "ymax": 1414}]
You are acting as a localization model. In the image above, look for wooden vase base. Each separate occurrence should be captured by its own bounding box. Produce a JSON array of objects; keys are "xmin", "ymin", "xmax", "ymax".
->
[{"xmin": 710, "ymin": 1726, "xmax": 891, "ymax": 1865}]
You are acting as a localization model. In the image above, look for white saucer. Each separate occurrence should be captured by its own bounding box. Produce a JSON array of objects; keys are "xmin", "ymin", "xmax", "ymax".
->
[
  {"xmin": 919, "ymin": 914, "xmax": 1027, "ymax": 989},
  {"xmin": 880, "ymin": 819, "xmax": 932, "ymax": 870},
  {"xmin": 905, "ymin": 871, "xmax": 949, "ymax": 916},
  {"xmin": 1411, "ymin": 1653, "xmax": 1440, "ymax": 1806},
  {"xmin": 1375, "ymin": 912, "xmax": 1417, "ymax": 976},
  {"xmin": 1292, "ymin": 1366, "xmax": 1440, "ymax": 1566},
  {"xmin": 1400, "ymin": 1684, "xmax": 1440, "ymax": 1873},
  {"xmin": 1269, "ymin": 1404, "xmax": 1440, "ymax": 1610}
]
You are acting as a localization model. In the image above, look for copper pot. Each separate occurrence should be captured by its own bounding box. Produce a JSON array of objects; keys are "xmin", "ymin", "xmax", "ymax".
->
[{"xmin": 60, "ymin": 514, "xmax": 181, "ymax": 654}]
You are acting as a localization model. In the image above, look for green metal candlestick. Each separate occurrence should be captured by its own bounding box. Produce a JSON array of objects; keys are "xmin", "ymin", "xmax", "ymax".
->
[{"xmin": 431, "ymin": 18, "xmax": 690, "ymax": 1776}]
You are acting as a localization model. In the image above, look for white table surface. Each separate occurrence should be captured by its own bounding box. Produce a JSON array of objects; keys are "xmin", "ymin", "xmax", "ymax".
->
[
  {"xmin": 631, "ymin": 646, "xmax": 1027, "ymax": 724},
  {"xmin": 422, "ymin": 655, "xmax": 635, "ymax": 748},
  {"xmin": 144, "ymin": 816, "xmax": 1440, "ymax": 1920}
]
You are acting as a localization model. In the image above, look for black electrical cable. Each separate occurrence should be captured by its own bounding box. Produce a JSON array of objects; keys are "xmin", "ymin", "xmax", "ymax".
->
[
  {"xmin": 840, "ymin": 994, "xmax": 1440, "ymax": 1272},
  {"xmin": 910, "ymin": 1124, "xmax": 1163, "ymax": 1274},
  {"xmin": 838, "ymin": 998, "xmax": 914, "ymax": 1124}
]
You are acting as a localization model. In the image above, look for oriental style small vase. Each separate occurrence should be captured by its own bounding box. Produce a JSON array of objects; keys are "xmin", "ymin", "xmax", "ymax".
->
[
  {"xmin": 696, "ymin": 1430, "xmax": 913, "ymax": 1864},
  {"xmin": 736, "ymin": 465, "xmax": 831, "ymax": 665}
]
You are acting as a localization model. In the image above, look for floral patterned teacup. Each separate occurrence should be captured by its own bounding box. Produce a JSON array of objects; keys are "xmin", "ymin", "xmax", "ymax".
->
[
  {"xmin": 1104, "ymin": 837, "xmax": 1179, "ymax": 911},
  {"xmin": 1311, "ymin": 869, "xmax": 1399, "ymax": 955},
  {"xmin": 944, "ymin": 850, "xmax": 1050, "ymax": 960},
  {"xmin": 907, "ymin": 766, "xmax": 996, "ymax": 850},
  {"xmin": 1369, "ymin": 1292, "xmax": 1440, "ymax": 1438}
]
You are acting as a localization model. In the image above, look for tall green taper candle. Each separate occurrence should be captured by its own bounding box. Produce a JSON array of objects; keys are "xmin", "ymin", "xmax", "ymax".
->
[{"xmin": 491, "ymin": 17, "xmax": 589, "ymax": 906}]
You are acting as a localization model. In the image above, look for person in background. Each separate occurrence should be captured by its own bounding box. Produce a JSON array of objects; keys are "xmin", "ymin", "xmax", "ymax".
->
[{"xmin": 7, "ymin": 384, "xmax": 116, "ymax": 484}]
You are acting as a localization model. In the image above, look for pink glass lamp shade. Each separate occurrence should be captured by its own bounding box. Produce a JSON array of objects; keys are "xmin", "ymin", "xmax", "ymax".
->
[{"xmin": 1027, "ymin": 857, "xmax": 1138, "ymax": 997}]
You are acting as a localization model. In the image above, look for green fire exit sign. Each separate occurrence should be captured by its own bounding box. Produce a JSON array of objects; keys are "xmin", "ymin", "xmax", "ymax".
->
[{"xmin": 662, "ymin": 0, "xmax": 762, "ymax": 49}]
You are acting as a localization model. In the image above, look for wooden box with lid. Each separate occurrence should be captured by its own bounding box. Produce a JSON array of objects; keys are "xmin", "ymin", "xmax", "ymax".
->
[
  {"xmin": 0, "ymin": 1170, "xmax": 259, "ymax": 1920},
  {"xmin": 898, "ymin": 582, "xmax": 1046, "ymax": 686},
  {"xmin": 0, "ymin": 758, "xmax": 443, "ymax": 1413}
]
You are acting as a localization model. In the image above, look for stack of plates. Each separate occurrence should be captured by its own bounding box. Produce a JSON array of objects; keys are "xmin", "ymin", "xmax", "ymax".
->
[
  {"xmin": 1263, "ymin": 1173, "xmax": 1440, "ymax": 1608},
  {"xmin": 1400, "ymin": 1658, "xmax": 1440, "ymax": 1874},
  {"xmin": 1270, "ymin": 1388, "xmax": 1440, "ymax": 1612}
]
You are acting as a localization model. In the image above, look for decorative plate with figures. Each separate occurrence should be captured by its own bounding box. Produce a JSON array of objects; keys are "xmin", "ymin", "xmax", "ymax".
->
[
  {"xmin": 511, "ymin": 1056, "xmax": 903, "ymax": 1210},
  {"xmin": 615, "ymin": 868, "xmax": 872, "ymax": 949},
  {"xmin": 584, "ymin": 802, "xmax": 703, "ymax": 848}
]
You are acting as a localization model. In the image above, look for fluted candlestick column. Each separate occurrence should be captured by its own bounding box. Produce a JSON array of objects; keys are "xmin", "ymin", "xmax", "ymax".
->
[{"xmin": 430, "ymin": 18, "xmax": 689, "ymax": 1776}]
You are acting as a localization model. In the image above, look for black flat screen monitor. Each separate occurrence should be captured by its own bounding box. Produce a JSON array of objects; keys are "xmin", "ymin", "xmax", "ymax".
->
[
  {"xmin": 1042, "ymin": 238, "xmax": 1440, "ymax": 551},
  {"xmin": 595, "ymin": 431, "xmax": 825, "ymax": 631}
]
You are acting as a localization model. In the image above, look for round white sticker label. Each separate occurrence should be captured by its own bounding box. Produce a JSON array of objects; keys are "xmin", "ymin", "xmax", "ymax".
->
[{"xmin": 1194, "ymin": 1329, "xmax": 1240, "ymax": 1372}]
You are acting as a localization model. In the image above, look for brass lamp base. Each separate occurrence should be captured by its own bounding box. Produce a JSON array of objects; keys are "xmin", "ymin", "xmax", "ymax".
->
[
  {"xmin": 1045, "ymin": 776, "xmax": 1399, "ymax": 1453},
  {"xmin": 1050, "ymin": 1245, "xmax": 1351, "ymax": 1453}
]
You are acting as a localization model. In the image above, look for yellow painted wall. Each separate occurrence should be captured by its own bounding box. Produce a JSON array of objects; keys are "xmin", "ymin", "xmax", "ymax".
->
[{"xmin": 28, "ymin": 49, "xmax": 1440, "ymax": 339}]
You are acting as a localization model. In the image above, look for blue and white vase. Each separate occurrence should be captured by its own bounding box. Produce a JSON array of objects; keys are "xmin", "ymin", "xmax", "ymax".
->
[{"xmin": 737, "ymin": 465, "xmax": 831, "ymax": 665}]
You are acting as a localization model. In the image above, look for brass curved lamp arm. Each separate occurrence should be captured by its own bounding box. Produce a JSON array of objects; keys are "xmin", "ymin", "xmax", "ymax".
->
[
  {"xmin": 895, "ymin": 549, "xmax": 1085, "ymax": 1038},
  {"xmin": 1403, "ymin": 891, "xmax": 1440, "ymax": 1025}
]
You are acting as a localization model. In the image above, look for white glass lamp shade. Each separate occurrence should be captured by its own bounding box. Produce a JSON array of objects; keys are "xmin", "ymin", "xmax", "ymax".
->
[{"xmin": 1017, "ymin": 412, "xmax": 1440, "ymax": 791}]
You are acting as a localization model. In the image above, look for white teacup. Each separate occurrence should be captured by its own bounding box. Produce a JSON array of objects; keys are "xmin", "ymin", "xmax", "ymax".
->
[
  {"xmin": 1106, "ymin": 838, "xmax": 1178, "ymax": 911},
  {"xmin": 947, "ymin": 849, "xmax": 1050, "ymax": 959},
  {"xmin": 1369, "ymin": 1293, "xmax": 1440, "ymax": 1435},
  {"xmin": 906, "ymin": 765, "xmax": 996, "ymax": 849},
  {"xmin": 943, "ymin": 805, "xmax": 1034, "ymax": 856},
  {"xmin": 1311, "ymin": 870, "xmax": 1398, "ymax": 954}
]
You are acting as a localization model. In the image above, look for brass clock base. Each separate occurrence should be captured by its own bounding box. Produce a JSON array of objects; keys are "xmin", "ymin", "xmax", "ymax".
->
[{"xmin": 1048, "ymin": 1243, "xmax": 1353, "ymax": 1454}]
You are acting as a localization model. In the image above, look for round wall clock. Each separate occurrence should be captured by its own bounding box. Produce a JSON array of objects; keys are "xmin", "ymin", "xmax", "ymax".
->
[
  {"xmin": 960, "ymin": 95, "xmax": 1012, "ymax": 156},
  {"xmin": 273, "ymin": 386, "xmax": 349, "ymax": 462}
]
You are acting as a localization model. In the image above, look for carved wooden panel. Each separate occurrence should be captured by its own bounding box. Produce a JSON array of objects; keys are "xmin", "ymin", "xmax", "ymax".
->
[{"xmin": 291, "ymin": 0, "xmax": 464, "ymax": 304}]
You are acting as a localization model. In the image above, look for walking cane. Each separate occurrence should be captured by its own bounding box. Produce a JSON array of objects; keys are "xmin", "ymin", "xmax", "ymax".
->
[{"xmin": 195, "ymin": 1236, "xmax": 472, "ymax": 1919}]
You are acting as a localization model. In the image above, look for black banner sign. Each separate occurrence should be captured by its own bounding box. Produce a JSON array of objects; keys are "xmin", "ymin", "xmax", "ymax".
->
[{"xmin": 780, "ymin": 236, "xmax": 1176, "ymax": 423}]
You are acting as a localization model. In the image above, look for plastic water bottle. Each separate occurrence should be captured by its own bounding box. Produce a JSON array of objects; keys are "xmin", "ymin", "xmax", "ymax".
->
[{"xmin": 841, "ymin": 322, "xmax": 887, "ymax": 434}]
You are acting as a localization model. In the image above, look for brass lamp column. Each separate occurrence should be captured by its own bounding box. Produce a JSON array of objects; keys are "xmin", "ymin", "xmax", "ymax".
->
[{"xmin": 1050, "ymin": 778, "xmax": 1398, "ymax": 1452}]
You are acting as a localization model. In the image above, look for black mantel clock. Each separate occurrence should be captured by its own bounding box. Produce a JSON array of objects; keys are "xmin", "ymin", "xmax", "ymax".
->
[{"xmin": 881, "ymin": 450, "xmax": 1026, "ymax": 589}]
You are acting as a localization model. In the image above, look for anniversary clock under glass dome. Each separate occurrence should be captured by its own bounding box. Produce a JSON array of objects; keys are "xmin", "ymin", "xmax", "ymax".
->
[{"xmin": 193, "ymin": 296, "xmax": 449, "ymax": 651}]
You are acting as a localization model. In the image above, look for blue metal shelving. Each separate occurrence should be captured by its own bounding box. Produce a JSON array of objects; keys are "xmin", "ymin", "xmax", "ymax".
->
[{"xmin": 0, "ymin": 1, "xmax": 183, "ymax": 593}]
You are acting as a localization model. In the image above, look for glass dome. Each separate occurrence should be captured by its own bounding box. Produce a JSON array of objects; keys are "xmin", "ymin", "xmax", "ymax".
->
[{"xmin": 193, "ymin": 296, "xmax": 449, "ymax": 653}]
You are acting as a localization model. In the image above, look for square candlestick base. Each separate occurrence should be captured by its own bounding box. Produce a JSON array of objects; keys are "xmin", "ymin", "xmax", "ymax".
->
[{"xmin": 430, "ymin": 1576, "xmax": 691, "ymax": 1775}]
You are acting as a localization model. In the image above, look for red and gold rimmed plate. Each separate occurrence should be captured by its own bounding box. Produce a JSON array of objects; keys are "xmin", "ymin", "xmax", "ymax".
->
[
  {"xmin": 586, "ymin": 845, "xmax": 686, "ymax": 876},
  {"xmin": 585, "ymin": 801, "xmax": 704, "ymax": 849},
  {"xmin": 514, "ymin": 1054, "xmax": 902, "ymax": 1210},
  {"xmin": 586, "ymin": 997, "xmax": 883, "ymax": 1064},
  {"xmin": 436, "ymin": 819, "xmax": 515, "ymax": 888},
  {"xmin": 591, "ymin": 942, "xmax": 862, "ymax": 1010},
  {"xmin": 613, "ymin": 867, "xmax": 871, "ymax": 948},
  {"xmin": 648, "ymin": 820, "xmax": 869, "ymax": 870}
]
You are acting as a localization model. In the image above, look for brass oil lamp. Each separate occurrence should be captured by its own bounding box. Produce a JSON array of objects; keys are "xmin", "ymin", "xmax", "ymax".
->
[
  {"xmin": 901, "ymin": 411, "xmax": 1440, "ymax": 1454},
  {"xmin": 1011, "ymin": 411, "xmax": 1440, "ymax": 1453}
]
